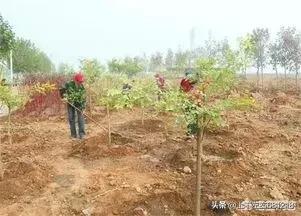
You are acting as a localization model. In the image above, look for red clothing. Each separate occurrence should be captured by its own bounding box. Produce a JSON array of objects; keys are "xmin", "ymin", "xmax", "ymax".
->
[
  {"xmin": 180, "ymin": 78, "xmax": 194, "ymax": 92},
  {"xmin": 155, "ymin": 75, "xmax": 165, "ymax": 90},
  {"xmin": 74, "ymin": 72, "xmax": 85, "ymax": 84}
]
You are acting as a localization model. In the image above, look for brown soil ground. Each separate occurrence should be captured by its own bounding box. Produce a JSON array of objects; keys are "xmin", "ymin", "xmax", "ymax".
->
[{"xmin": 0, "ymin": 90, "xmax": 300, "ymax": 216}]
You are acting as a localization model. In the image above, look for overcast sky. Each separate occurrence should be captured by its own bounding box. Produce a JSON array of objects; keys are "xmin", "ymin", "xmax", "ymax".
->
[{"xmin": 1, "ymin": 0, "xmax": 301, "ymax": 67}]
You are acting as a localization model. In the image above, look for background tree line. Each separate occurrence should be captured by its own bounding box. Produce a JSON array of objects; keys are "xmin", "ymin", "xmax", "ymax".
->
[
  {"xmin": 2, "ymin": 13, "xmax": 301, "ymax": 89},
  {"xmin": 0, "ymin": 14, "xmax": 54, "ymax": 77},
  {"xmin": 87, "ymin": 26, "xmax": 300, "ymax": 89}
]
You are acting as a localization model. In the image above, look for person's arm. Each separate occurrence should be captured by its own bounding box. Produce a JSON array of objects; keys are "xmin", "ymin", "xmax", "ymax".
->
[
  {"xmin": 59, "ymin": 83, "xmax": 67, "ymax": 98},
  {"xmin": 81, "ymin": 85, "xmax": 87, "ymax": 110},
  {"xmin": 190, "ymin": 80, "xmax": 197, "ymax": 85}
]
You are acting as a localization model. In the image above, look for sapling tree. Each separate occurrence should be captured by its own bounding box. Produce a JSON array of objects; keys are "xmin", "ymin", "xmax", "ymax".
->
[
  {"xmin": 0, "ymin": 85, "xmax": 26, "ymax": 180},
  {"xmin": 238, "ymin": 34, "xmax": 256, "ymax": 79},
  {"xmin": 97, "ymin": 87, "xmax": 133, "ymax": 145},
  {"xmin": 129, "ymin": 79, "xmax": 157, "ymax": 125},
  {"xmin": 158, "ymin": 59, "xmax": 254, "ymax": 216},
  {"xmin": 80, "ymin": 58, "xmax": 105, "ymax": 114},
  {"xmin": 0, "ymin": 85, "xmax": 27, "ymax": 145}
]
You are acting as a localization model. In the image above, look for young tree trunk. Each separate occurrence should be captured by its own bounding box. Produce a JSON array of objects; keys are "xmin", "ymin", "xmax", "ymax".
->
[
  {"xmin": 295, "ymin": 70, "xmax": 299, "ymax": 90},
  {"xmin": 106, "ymin": 105, "xmax": 111, "ymax": 145},
  {"xmin": 195, "ymin": 127, "xmax": 204, "ymax": 216},
  {"xmin": 261, "ymin": 67, "xmax": 264, "ymax": 90},
  {"xmin": 275, "ymin": 68, "xmax": 279, "ymax": 88},
  {"xmin": 88, "ymin": 85, "xmax": 92, "ymax": 116},
  {"xmin": 256, "ymin": 67, "xmax": 260, "ymax": 89},
  {"xmin": 0, "ymin": 124, "xmax": 2, "ymax": 180},
  {"xmin": 0, "ymin": 146, "xmax": 2, "ymax": 180},
  {"xmin": 242, "ymin": 66, "xmax": 247, "ymax": 79},
  {"xmin": 284, "ymin": 69, "xmax": 287, "ymax": 91},
  {"xmin": 8, "ymin": 108, "xmax": 12, "ymax": 145}
]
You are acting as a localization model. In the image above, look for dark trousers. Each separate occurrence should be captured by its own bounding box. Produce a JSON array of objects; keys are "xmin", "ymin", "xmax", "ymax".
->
[{"xmin": 67, "ymin": 104, "xmax": 85, "ymax": 139}]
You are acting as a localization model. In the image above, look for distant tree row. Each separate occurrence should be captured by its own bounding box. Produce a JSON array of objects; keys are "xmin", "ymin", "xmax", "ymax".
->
[
  {"xmin": 0, "ymin": 14, "xmax": 54, "ymax": 75},
  {"xmin": 3, "ymin": 10, "xmax": 299, "ymax": 88},
  {"xmin": 67, "ymin": 26, "xmax": 298, "ymax": 89},
  {"xmin": 142, "ymin": 27, "xmax": 301, "ymax": 89}
]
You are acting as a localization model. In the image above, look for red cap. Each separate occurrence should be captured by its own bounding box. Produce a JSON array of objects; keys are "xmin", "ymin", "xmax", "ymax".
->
[{"xmin": 74, "ymin": 72, "xmax": 84, "ymax": 84}]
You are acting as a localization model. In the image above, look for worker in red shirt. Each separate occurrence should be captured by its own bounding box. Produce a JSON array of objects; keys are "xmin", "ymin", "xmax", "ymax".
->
[
  {"xmin": 155, "ymin": 74, "xmax": 166, "ymax": 100},
  {"xmin": 180, "ymin": 70, "xmax": 198, "ymax": 93}
]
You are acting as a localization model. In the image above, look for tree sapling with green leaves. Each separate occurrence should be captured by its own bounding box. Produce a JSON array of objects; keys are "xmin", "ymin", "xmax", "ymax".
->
[
  {"xmin": 80, "ymin": 58, "xmax": 105, "ymax": 114},
  {"xmin": 129, "ymin": 79, "xmax": 157, "ymax": 125},
  {"xmin": 158, "ymin": 58, "xmax": 255, "ymax": 216},
  {"xmin": 0, "ymin": 85, "xmax": 27, "ymax": 145},
  {"xmin": 97, "ymin": 87, "xmax": 133, "ymax": 145}
]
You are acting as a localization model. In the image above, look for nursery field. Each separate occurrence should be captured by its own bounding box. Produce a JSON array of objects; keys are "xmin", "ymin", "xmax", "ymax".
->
[
  {"xmin": 2, "ymin": 2, "xmax": 301, "ymax": 216},
  {"xmin": 0, "ymin": 83, "xmax": 300, "ymax": 216}
]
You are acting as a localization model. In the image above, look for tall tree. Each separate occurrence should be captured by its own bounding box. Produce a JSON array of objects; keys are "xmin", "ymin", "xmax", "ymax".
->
[
  {"xmin": 123, "ymin": 56, "xmax": 143, "ymax": 77},
  {"xmin": 277, "ymin": 27, "xmax": 299, "ymax": 89},
  {"xmin": 13, "ymin": 38, "xmax": 53, "ymax": 73},
  {"xmin": 165, "ymin": 49, "xmax": 174, "ymax": 71},
  {"xmin": 0, "ymin": 14, "xmax": 15, "ymax": 60},
  {"xmin": 108, "ymin": 58, "xmax": 122, "ymax": 73},
  {"xmin": 149, "ymin": 52, "xmax": 163, "ymax": 72},
  {"xmin": 288, "ymin": 31, "xmax": 301, "ymax": 89},
  {"xmin": 268, "ymin": 41, "xmax": 281, "ymax": 82},
  {"xmin": 174, "ymin": 49, "xmax": 189, "ymax": 72},
  {"xmin": 238, "ymin": 34, "xmax": 256, "ymax": 79},
  {"xmin": 251, "ymin": 28, "xmax": 270, "ymax": 88},
  {"xmin": 57, "ymin": 63, "xmax": 74, "ymax": 75},
  {"xmin": 140, "ymin": 53, "xmax": 149, "ymax": 73},
  {"xmin": 214, "ymin": 39, "xmax": 241, "ymax": 71},
  {"xmin": 107, "ymin": 57, "xmax": 142, "ymax": 77},
  {"xmin": 204, "ymin": 34, "xmax": 219, "ymax": 58}
]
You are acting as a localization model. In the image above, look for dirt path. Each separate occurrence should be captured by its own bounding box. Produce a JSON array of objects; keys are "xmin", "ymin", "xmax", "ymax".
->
[{"xmin": 0, "ymin": 116, "xmax": 190, "ymax": 215}]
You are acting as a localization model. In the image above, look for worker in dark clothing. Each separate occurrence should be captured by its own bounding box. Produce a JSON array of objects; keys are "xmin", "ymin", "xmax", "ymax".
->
[
  {"xmin": 0, "ymin": 79, "xmax": 8, "ymax": 86},
  {"xmin": 60, "ymin": 72, "xmax": 86, "ymax": 139},
  {"xmin": 122, "ymin": 83, "xmax": 132, "ymax": 93}
]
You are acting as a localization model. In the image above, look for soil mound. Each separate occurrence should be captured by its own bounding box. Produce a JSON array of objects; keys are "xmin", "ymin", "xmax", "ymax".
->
[
  {"xmin": 70, "ymin": 132, "xmax": 136, "ymax": 159},
  {"xmin": 122, "ymin": 119, "xmax": 164, "ymax": 134},
  {"xmin": 167, "ymin": 146, "xmax": 195, "ymax": 169},
  {"xmin": 0, "ymin": 159, "xmax": 52, "ymax": 201},
  {"xmin": 270, "ymin": 92, "xmax": 291, "ymax": 105}
]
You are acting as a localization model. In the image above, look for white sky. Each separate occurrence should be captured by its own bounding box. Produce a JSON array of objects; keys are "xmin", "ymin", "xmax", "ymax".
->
[{"xmin": 1, "ymin": 0, "xmax": 301, "ymax": 67}]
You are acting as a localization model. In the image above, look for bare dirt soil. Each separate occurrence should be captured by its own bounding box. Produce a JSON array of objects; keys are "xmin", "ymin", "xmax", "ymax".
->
[{"xmin": 0, "ymin": 90, "xmax": 300, "ymax": 216}]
